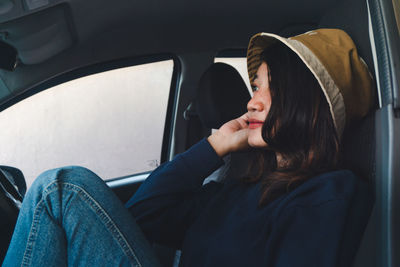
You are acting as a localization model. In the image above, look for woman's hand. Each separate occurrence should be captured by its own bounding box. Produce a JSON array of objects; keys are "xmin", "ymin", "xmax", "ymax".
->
[{"xmin": 207, "ymin": 113, "xmax": 250, "ymax": 157}]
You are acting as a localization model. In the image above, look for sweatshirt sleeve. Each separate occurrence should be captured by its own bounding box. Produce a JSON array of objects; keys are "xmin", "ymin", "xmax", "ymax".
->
[{"xmin": 125, "ymin": 138, "xmax": 225, "ymax": 248}]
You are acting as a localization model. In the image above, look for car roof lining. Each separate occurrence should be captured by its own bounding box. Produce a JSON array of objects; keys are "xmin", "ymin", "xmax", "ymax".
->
[{"xmin": 0, "ymin": 0, "xmax": 350, "ymax": 107}]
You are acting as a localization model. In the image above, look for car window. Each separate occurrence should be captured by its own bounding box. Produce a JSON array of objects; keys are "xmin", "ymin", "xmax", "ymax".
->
[
  {"xmin": 214, "ymin": 57, "xmax": 252, "ymax": 95},
  {"xmin": 0, "ymin": 59, "xmax": 174, "ymax": 187}
]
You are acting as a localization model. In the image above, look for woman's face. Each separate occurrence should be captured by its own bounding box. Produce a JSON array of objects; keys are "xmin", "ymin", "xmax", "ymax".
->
[{"xmin": 246, "ymin": 62, "xmax": 271, "ymax": 148}]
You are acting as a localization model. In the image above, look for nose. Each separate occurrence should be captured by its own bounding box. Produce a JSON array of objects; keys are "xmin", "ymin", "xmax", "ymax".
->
[{"xmin": 247, "ymin": 92, "xmax": 264, "ymax": 112}]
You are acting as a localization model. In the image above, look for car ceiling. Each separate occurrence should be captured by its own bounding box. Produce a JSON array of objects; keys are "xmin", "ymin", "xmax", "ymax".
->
[{"xmin": 0, "ymin": 0, "xmax": 358, "ymax": 108}]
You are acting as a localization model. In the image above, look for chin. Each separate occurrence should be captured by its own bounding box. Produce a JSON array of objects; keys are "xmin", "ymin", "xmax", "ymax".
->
[
  {"xmin": 249, "ymin": 142, "xmax": 268, "ymax": 148},
  {"xmin": 248, "ymin": 136, "xmax": 268, "ymax": 148},
  {"xmin": 247, "ymin": 128, "xmax": 267, "ymax": 148}
]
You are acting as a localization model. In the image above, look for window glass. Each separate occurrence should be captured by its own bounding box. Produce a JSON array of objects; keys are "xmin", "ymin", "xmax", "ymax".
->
[
  {"xmin": 214, "ymin": 57, "xmax": 252, "ymax": 95},
  {"xmin": 0, "ymin": 60, "xmax": 174, "ymax": 187}
]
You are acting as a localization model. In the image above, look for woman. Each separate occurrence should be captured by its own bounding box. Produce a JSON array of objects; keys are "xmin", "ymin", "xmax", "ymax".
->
[{"xmin": 3, "ymin": 29, "xmax": 375, "ymax": 267}]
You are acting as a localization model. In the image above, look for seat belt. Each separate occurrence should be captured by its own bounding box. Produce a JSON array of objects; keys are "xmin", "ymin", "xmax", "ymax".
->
[{"xmin": 0, "ymin": 166, "xmax": 26, "ymax": 264}]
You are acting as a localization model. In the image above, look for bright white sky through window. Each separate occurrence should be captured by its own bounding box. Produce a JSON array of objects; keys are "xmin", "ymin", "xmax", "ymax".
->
[{"xmin": 0, "ymin": 60, "xmax": 173, "ymax": 187}]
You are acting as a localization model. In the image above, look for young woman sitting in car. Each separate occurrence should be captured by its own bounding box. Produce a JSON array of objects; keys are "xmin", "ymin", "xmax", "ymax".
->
[{"xmin": 3, "ymin": 28, "xmax": 375, "ymax": 267}]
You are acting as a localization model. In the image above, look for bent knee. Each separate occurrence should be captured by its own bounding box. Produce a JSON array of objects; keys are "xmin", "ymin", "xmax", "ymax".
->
[
  {"xmin": 22, "ymin": 166, "xmax": 109, "ymax": 209},
  {"xmin": 31, "ymin": 166, "xmax": 104, "ymax": 193}
]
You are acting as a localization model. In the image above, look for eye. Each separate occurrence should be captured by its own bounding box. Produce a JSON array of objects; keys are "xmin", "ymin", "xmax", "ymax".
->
[{"xmin": 251, "ymin": 85, "xmax": 259, "ymax": 92}]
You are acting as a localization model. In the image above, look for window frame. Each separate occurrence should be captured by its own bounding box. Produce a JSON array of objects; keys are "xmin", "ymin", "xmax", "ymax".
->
[
  {"xmin": 367, "ymin": 0, "xmax": 400, "ymax": 266},
  {"xmin": 0, "ymin": 53, "xmax": 181, "ymax": 182}
]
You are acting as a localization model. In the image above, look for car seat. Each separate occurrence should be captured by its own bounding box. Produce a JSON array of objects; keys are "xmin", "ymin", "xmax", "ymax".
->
[
  {"xmin": 184, "ymin": 62, "xmax": 251, "ymax": 183},
  {"xmin": 317, "ymin": 0, "xmax": 379, "ymax": 266},
  {"xmin": 184, "ymin": 62, "xmax": 250, "ymax": 146}
]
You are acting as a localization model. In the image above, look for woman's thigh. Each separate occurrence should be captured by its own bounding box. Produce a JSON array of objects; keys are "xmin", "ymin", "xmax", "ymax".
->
[{"xmin": 3, "ymin": 166, "xmax": 160, "ymax": 267}]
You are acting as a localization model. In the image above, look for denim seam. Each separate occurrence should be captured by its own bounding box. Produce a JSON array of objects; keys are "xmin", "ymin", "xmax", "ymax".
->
[
  {"xmin": 20, "ymin": 198, "xmax": 45, "ymax": 267},
  {"xmin": 21, "ymin": 180, "xmax": 60, "ymax": 267},
  {"xmin": 21, "ymin": 181, "xmax": 142, "ymax": 267}
]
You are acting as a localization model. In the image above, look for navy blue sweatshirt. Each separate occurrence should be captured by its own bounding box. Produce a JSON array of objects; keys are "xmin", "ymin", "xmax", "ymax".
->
[{"xmin": 126, "ymin": 139, "xmax": 373, "ymax": 267}]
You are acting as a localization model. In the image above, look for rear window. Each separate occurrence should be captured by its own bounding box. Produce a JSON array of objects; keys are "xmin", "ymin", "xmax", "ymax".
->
[{"xmin": 0, "ymin": 59, "xmax": 174, "ymax": 187}]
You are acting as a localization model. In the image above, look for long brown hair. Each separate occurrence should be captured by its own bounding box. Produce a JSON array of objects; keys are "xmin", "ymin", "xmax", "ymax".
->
[{"xmin": 244, "ymin": 42, "xmax": 340, "ymax": 206}]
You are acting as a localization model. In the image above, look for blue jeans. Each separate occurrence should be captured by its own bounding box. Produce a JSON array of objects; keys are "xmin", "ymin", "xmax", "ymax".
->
[{"xmin": 2, "ymin": 166, "xmax": 161, "ymax": 267}]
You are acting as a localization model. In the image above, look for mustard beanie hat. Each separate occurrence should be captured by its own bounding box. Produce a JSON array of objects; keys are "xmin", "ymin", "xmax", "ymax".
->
[{"xmin": 247, "ymin": 28, "xmax": 376, "ymax": 137}]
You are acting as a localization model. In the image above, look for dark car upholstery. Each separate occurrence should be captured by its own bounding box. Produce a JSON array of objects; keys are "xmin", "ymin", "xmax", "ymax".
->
[{"xmin": 185, "ymin": 62, "xmax": 250, "ymax": 149}]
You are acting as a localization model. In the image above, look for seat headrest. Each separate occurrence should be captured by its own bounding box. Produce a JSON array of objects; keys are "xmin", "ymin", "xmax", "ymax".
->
[{"xmin": 195, "ymin": 63, "xmax": 251, "ymax": 129}]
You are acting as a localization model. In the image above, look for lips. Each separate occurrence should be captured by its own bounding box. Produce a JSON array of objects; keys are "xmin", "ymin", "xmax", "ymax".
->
[{"xmin": 248, "ymin": 119, "xmax": 264, "ymax": 129}]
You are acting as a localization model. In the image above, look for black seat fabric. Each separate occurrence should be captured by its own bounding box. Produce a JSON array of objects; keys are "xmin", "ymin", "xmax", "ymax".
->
[
  {"xmin": 195, "ymin": 62, "xmax": 250, "ymax": 129},
  {"xmin": 184, "ymin": 62, "xmax": 250, "ymax": 150}
]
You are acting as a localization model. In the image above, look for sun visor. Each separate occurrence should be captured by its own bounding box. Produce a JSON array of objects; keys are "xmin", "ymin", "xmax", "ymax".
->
[{"xmin": 0, "ymin": 4, "xmax": 76, "ymax": 65}]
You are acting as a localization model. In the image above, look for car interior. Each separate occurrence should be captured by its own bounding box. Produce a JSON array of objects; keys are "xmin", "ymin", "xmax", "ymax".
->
[{"xmin": 0, "ymin": 0, "xmax": 399, "ymax": 266}]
